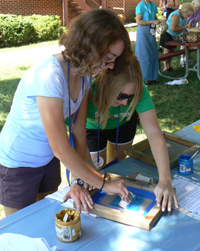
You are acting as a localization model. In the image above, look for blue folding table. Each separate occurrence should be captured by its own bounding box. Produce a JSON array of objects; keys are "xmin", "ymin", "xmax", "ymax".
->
[{"xmin": 1, "ymin": 120, "xmax": 200, "ymax": 251}]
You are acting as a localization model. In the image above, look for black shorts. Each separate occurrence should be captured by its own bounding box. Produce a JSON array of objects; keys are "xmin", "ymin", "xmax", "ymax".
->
[
  {"xmin": 86, "ymin": 111, "xmax": 139, "ymax": 153},
  {"xmin": 0, "ymin": 157, "xmax": 61, "ymax": 209},
  {"xmin": 160, "ymin": 32, "xmax": 176, "ymax": 50}
]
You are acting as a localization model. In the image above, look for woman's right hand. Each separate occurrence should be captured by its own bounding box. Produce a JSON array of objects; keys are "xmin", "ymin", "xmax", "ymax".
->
[
  {"xmin": 154, "ymin": 20, "xmax": 162, "ymax": 25},
  {"xmin": 102, "ymin": 179, "xmax": 131, "ymax": 202}
]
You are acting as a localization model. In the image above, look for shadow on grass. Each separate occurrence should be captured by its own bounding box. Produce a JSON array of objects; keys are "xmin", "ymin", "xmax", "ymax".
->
[
  {"xmin": 148, "ymin": 64, "xmax": 200, "ymax": 132},
  {"xmin": 0, "ymin": 78, "xmax": 20, "ymax": 131},
  {"xmin": 132, "ymin": 42, "xmax": 200, "ymax": 133}
]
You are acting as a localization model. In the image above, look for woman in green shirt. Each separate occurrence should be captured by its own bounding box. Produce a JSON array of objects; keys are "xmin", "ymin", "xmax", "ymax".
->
[
  {"xmin": 68, "ymin": 55, "xmax": 178, "ymax": 213},
  {"xmin": 86, "ymin": 78, "xmax": 154, "ymax": 167}
]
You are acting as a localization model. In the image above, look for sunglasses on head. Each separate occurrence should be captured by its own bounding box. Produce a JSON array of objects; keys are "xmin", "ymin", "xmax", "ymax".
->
[{"xmin": 116, "ymin": 93, "xmax": 135, "ymax": 102}]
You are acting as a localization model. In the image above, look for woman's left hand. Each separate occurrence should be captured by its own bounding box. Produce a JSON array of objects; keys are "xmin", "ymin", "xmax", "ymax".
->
[
  {"xmin": 63, "ymin": 185, "xmax": 94, "ymax": 214},
  {"xmin": 154, "ymin": 179, "xmax": 178, "ymax": 212}
]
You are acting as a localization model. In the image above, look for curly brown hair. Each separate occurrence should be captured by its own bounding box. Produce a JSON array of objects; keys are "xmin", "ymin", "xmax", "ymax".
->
[{"xmin": 59, "ymin": 9, "xmax": 133, "ymax": 75}]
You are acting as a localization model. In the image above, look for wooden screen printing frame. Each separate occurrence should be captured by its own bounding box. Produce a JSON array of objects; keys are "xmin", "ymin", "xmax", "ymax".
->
[
  {"xmin": 74, "ymin": 173, "xmax": 162, "ymax": 230},
  {"xmin": 124, "ymin": 131, "xmax": 200, "ymax": 169}
]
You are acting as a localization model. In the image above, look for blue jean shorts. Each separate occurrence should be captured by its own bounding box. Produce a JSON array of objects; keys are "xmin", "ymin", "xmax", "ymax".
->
[{"xmin": 0, "ymin": 157, "xmax": 61, "ymax": 209}]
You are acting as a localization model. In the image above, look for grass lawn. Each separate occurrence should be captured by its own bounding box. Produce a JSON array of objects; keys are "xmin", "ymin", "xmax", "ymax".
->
[
  {"xmin": 0, "ymin": 33, "xmax": 200, "ymax": 219},
  {"xmin": 131, "ymin": 37, "xmax": 200, "ymax": 139}
]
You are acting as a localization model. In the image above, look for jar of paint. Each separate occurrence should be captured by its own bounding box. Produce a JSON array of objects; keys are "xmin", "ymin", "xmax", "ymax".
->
[
  {"xmin": 55, "ymin": 208, "xmax": 81, "ymax": 242},
  {"xmin": 178, "ymin": 154, "xmax": 193, "ymax": 175}
]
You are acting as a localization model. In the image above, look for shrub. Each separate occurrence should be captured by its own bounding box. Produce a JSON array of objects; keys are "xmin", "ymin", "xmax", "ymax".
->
[
  {"xmin": 130, "ymin": 16, "xmax": 136, "ymax": 23},
  {"xmin": 0, "ymin": 14, "xmax": 66, "ymax": 48},
  {"xmin": 26, "ymin": 15, "xmax": 65, "ymax": 41},
  {"xmin": 0, "ymin": 15, "xmax": 36, "ymax": 47}
]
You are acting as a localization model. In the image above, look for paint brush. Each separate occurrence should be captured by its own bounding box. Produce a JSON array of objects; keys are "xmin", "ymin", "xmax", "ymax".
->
[{"xmin": 189, "ymin": 150, "xmax": 199, "ymax": 160}]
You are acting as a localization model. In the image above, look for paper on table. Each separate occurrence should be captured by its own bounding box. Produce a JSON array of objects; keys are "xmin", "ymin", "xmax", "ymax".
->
[
  {"xmin": 172, "ymin": 174, "xmax": 200, "ymax": 220},
  {"xmin": 0, "ymin": 233, "xmax": 61, "ymax": 251},
  {"xmin": 46, "ymin": 187, "xmax": 98, "ymax": 218},
  {"xmin": 193, "ymin": 125, "xmax": 200, "ymax": 132}
]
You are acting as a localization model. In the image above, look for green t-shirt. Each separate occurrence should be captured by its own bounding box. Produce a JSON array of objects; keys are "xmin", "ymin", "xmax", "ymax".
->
[{"xmin": 86, "ymin": 83, "xmax": 155, "ymax": 130}]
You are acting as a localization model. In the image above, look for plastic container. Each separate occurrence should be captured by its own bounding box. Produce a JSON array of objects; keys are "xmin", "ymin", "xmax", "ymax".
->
[
  {"xmin": 163, "ymin": 7, "xmax": 167, "ymax": 18},
  {"xmin": 55, "ymin": 208, "xmax": 81, "ymax": 243},
  {"xmin": 178, "ymin": 154, "xmax": 193, "ymax": 175}
]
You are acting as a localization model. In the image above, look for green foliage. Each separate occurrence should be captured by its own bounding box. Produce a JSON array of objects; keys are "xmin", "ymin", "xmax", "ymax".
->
[
  {"xmin": 130, "ymin": 15, "xmax": 136, "ymax": 23},
  {"xmin": 126, "ymin": 27, "xmax": 137, "ymax": 32},
  {"xmin": 0, "ymin": 15, "xmax": 36, "ymax": 47},
  {"xmin": 0, "ymin": 14, "xmax": 66, "ymax": 48},
  {"xmin": 25, "ymin": 15, "xmax": 65, "ymax": 41},
  {"xmin": 157, "ymin": 8, "xmax": 163, "ymax": 20}
]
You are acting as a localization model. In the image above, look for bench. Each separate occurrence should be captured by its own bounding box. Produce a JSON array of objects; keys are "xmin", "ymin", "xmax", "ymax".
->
[
  {"xmin": 159, "ymin": 48, "xmax": 197, "ymax": 61},
  {"xmin": 158, "ymin": 48, "xmax": 197, "ymax": 79}
]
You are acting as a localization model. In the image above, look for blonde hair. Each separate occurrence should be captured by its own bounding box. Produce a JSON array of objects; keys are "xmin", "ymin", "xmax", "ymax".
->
[
  {"xmin": 193, "ymin": 0, "xmax": 200, "ymax": 7},
  {"xmin": 90, "ymin": 55, "xmax": 143, "ymax": 129},
  {"xmin": 59, "ymin": 9, "xmax": 133, "ymax": 75},
  {"xmin": 181, "ymin": 3, "xmax": 194, "ymax": 15}
]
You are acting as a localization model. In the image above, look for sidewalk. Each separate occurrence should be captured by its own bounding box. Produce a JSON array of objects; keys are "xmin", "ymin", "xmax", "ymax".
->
[
  {"xmin": 0, "ymin": 30, "xmax": 161, "ymax": 65},
  {"xmin": 0, "ymin": 32, "xmax": 138, "ymax": 65},
  {"xmin": 0, "ymin": 44, "xmax": 63, "ymax": 65}
]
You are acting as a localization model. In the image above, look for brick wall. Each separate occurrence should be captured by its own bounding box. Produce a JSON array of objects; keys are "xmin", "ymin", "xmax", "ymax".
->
[
  {"xmin": 0, "ymin": 0, "xmax": 160, "ymax": 24},
  {"xmin": 0, "ymin": 0, "xmax": 63, "ymax": 18},
  {"xmin": 107, "ymin": 0, "xmax": 160, "ymax": 22}
]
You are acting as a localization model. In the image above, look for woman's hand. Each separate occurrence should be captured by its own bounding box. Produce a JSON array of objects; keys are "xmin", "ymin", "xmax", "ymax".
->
[
  {"xmin": 153, "ymin": 20, "xmax": 162, "ymax": 25},
  {"xmin": 63, "ymin": 185, "xmax": 94, "ymax": 214},
  {"xmin": 154, "ymin": 179, "xmax": 178, "ymax": 212},
  {"xmin": 63, "ymin": 177, "xmax": 131, "ymax": 215},
  {"xmin": 103, "ymin": 179, "xmax": 131, "ymax": 202}
]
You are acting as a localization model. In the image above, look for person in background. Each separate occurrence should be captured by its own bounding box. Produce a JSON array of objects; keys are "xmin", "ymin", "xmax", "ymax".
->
[
  {"xmin": 135, "ymin": 0, "xmax": 162, "ymax": 86},
  {"xmin": 158, "ymin": 0, "xmax": 180, "ymax": 52},
  {"xmin": 187, "ymin": 0, "xmax": 200, "ymax": 25},
  {"xmin": 180, "ymin": 0, "xmax": 200, "ymax": 67},
  {"xmin": 159, "ymin": 0, "xmax": 180, "ymax": 21},
  {"xmin": 0, "ymin": 9, "xmax": 133, "ymax": 216},
  {"xmin": 69, "ymin": 55, "xmax": 178, "ymax": 214},
  {"xmin": 160, "ymin": 3, "xmax": 194, "ymax": 73}
]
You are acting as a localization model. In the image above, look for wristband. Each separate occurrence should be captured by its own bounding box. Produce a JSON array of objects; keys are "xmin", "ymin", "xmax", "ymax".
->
[{"xmin": 100, "ymin": 174, "xmax": 106, "ymax": 190}]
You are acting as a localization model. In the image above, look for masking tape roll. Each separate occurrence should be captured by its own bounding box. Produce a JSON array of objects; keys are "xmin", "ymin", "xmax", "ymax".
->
[{"xmin": 55, "ymin": 208, "xmax": 81, "ymax": 243}]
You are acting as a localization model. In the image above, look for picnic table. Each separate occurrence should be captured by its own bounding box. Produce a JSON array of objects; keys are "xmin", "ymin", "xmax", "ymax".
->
[{"xmin": 158, "ymin": 41, "xmax": 200, "ymax": 80}]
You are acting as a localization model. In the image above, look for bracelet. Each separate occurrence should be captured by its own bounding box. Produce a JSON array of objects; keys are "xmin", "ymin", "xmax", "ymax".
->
[{"xmin": 100, "ymin": 174, "xmax": 106, "ymax": 190}]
